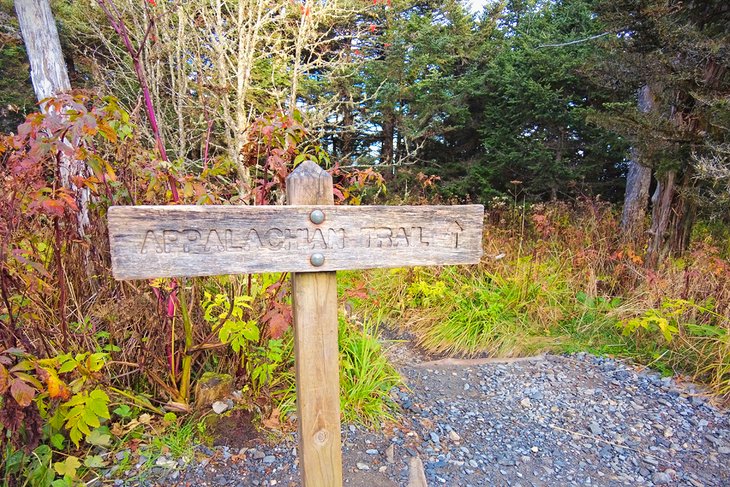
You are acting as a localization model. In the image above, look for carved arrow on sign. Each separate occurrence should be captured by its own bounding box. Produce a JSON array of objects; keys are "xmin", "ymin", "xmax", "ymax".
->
[{"xmin": 447, "ymin": 220, "xmax": 464, "ymax": 249}]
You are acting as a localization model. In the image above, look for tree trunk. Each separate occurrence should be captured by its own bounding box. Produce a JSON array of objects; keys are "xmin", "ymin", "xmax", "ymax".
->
[
  {"xmin": 620, "ymin": 85, "xmax": 654, "ymax": 241},
  {"xmin": 15, "ymin": 0, "xmax": 90, "ymax": 236},
  {"xmin": 340, "ymin": 100, "xmax": 354, "ymax": 158},
  {"xmin": 646, "ymin": 170, "xmax": 676, "ymax": 267},
  {"xmin": 14, "ymin": 0, "xmax": 70, "ymax": 101},
  {"xmin": 620, "ymin": 153, "xmax": 652, "ymax": 239},
  {"xmin": 668, "ymin": 167, "xmax": 696, "ymax": 254},
  {"xmin": 381, "ymin": 109, "xmax": 395, "ymax": 180}
]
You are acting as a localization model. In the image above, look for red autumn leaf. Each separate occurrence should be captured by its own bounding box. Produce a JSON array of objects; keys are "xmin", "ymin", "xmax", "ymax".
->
[
  {"xmin": 40, "ymin": 199, "xmax": 67, "ymax": 218},
  {"xmin": 264, "ymin": 280, "xmax": 283, "ymax": 296},
  {"xmin": 346, "ymin": 285, "xmax": 370, "ymax": 300},
  {"xmin": 332, "ymin": 186, "xmax": 345, "ymax": 202},
  {"xmin": 10, "ymin": 378, "xmax": 35, "ymax": 407},
  {"xmin": 269, "ymin": 313, "xmax": 290, "ymax": 339},
  {"xmin": 263, "ymin": 305, "xmax": 292, "ymax": 339},
  {"xmin": 57, "ymin": 191, "xmax": 79, "ymax": 212},
  {"xmin": 34, "ymin": 366, "xmax": 49, "ymax": 382}
]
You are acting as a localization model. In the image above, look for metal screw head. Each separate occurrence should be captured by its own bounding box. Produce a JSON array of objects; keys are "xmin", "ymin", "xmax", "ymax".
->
[
  {"xmin": 309, "ymin": 209, "xmax": 325, "ymax": 225},
  {"xmin": 310, "ymin": 253, "xmax": 325, "ymax": 267}
]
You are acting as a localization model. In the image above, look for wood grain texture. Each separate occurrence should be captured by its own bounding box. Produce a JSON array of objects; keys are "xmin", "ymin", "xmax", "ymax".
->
[
  {"xmin": 107, "ymin": 204, "xmax": 483, "ymax": 279},
  {"xmin": 287, "ymin": 162, "xmax": 342, "ymax": 487}
]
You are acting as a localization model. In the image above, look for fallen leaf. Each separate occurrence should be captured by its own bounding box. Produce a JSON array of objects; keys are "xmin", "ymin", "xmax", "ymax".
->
[{"xmin": 262, "ymin": 408, "xmax": 281, "ymax": 430}]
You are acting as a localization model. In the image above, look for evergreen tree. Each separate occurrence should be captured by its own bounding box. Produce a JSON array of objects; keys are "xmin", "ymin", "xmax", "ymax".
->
[
  {"xmin": 470, "ymin": 0, "xmax": 627, "ymax": 201},
  {"xmin": 590, "ymin": 0, "xmax": 730, "ymax": 263},
  {"xmin": 355, "ymin": 0, "xmax": 630, "ymax": 202}
]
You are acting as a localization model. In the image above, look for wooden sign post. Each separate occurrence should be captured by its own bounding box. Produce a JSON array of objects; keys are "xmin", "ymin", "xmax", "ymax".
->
[{"xmin": 108, "ymin": 161, "xmax": 483, "ymax": 486}]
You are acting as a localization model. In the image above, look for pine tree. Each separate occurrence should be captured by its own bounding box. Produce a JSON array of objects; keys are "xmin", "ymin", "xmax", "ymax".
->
[{"xmin": 590, "ymin": 0, "xmax": 730, "ymax": 264}]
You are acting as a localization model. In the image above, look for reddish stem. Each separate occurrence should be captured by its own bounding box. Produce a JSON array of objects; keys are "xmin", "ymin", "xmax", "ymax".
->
[
  {"xmin": 97, "ymin": 0, "xmax": 179, "ymax": 202},
  {"xmin": 203, "ymin": 120, "xmax": 213, "ymax": 172},
  {"xmin": 53, "ymin": 218, "xmax": 69, "ymax": 350}
]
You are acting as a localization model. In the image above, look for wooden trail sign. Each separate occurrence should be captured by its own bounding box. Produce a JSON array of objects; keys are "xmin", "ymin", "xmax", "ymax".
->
[
  {"xmin": 108, "ymin": 205, "xmax": 483, "ymax": 280},
  {"xmin": 107, "ymin": 162, "xmax": 484, "ymax": 486}
]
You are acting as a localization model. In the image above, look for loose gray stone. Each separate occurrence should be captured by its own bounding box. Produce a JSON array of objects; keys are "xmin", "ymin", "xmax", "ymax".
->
[
  {"xmin": 386, "ymin": 444, "xmax": 395, "ymax": 464},
  {"xmin": 497, "ymin": 456, "xmax": 517, "ymax": 467},
  {"xmin": 407, "ymin": 457, "xmax": 428, "ymax": 487},
  {"xmin": 653, "ymin": 471, "xmax": 673, "ymax": 485},
  {"xmin": 212, "ymin": 401, "xmax": 228, "ymax": 414},
  {"xmin": 155, "ymin": 457, "xmax": 177, "ymax": 469},
  {"xmin": 166, "ymin": 352, "xmax": 730, "ymax": 487},
  {"xmin": 643, "ymin": 456, "xmax": 659, "ymax": 466}
]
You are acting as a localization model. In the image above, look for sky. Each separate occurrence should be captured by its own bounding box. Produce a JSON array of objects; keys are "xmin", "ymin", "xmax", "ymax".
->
[{"xmin": 468, "ymin": 0, "xmax": 489, "ymax": 14}]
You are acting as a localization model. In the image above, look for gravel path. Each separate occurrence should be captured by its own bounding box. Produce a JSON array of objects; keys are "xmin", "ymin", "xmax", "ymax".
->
[{"xmin": 125, "ymin": 352, "xmax": 728, "ymax": 486}]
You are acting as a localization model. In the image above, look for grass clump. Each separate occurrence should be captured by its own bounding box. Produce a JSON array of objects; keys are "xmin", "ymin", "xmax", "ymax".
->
[
  {"xmin": 338, "ymin": 316, "xmax": 400, "ymax": 426},
  {"xmin": 276, "ymin": 314, "xmax": 400, "ymax": 428},
  {"xmin": 404, "ymin": 260, "xmax": 570, "ymax": 357}
]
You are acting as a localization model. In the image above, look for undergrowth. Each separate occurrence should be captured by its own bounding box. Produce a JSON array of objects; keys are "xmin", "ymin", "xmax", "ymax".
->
[
  {"xmin": 0, "ymin": 95, "xmax": 390, "ymax": 485},
  {"xmin": 350, "ymin": 198, "xmax": 730, "ymax": 402},
  {"xmin": 1, "ymin": 91, "xmax": 727, "ymax": 485}
]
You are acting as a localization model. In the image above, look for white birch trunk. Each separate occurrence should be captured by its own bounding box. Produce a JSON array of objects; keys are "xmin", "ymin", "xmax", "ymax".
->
[{"xmin": 15, "ymin": 0, "xmax": 90, "ymax": 235}]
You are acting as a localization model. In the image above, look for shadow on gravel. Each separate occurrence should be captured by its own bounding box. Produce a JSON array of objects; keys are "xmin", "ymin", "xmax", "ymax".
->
[{"xmin": 210, "ymin": 409, "xmax": 260, "ymax": 449}]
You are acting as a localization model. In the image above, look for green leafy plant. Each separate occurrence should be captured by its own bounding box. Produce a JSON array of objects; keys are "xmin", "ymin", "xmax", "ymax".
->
[
  {"xmin": 250, "ymin": 339, "xmax": 285, "ymax": 393},
  {"xmin": 620, "ymin": 299, "xmax": 703, "ymax": 343},
  {"xmin": 54, "ymin": 389, "xmax": 111, "ymax": 447},
  {"xmin": 24, "ymin": 444, "xmax": 54, "ymax": 486},
  {"xmin": 52, "ymin": 455, "xmax": 81, "ymax": 486},
  {"xmin": 219, "ymin": 319, "xmax": 260, "ymax": 354},
  {"xmin": 203, "ymin": 291, "xmax": 260, "ymax": 356},
  {"xmin": 407, "ymin": 279, "xmax": 448, "ymax": 307},
  {"xmin": 621, "ymin": 309, "xmax": 680, "ymax": 343}
]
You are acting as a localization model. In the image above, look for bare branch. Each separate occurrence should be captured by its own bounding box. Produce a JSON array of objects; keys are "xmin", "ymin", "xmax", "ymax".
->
[{"xmin": 537, "ymin": 31, "xmax": 614, "ymax": 48}]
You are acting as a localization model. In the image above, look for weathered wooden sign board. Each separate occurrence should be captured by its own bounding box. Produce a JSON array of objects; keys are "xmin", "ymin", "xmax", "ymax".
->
[
  {"xmin": 109, "ymin": 205, "xmax": 483, "ymax": 280},
  {"xmin": 107, "ymin": 161, "xmax": 484, "ymax": 487}
]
